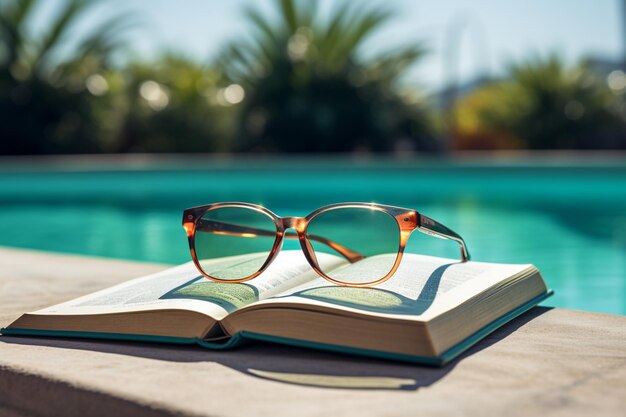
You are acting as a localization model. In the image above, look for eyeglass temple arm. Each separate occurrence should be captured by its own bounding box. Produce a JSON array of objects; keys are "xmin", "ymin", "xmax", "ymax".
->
[
  {"xmin": 417, "ymin": 214, "xmax": 470, "ymax": 262},
  {"xmin": 196, "ymin": 219, "xmax": 365, "ymax": 263}
]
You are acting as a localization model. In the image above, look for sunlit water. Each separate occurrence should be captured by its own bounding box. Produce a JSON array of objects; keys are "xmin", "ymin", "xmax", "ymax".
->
[{"xmin": 1, "ymin": 158, "xmax": 624, "ymax": 315}]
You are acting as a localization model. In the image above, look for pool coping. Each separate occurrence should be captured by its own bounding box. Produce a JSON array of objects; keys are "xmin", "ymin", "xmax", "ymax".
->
[{"xmin": 1, "ymin": 247, "xmax": 625, "ymax": 417}]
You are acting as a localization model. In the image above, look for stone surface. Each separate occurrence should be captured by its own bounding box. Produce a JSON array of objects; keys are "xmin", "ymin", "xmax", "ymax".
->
[{"xmin": 0, "ymin": 247, "xmax": 625, "ymax": 417}]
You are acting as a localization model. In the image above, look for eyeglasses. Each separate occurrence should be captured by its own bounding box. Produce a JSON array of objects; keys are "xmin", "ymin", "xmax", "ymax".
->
[{"xmin": 182, "ymin": 202, "xmax": 470, "ymax": 287}]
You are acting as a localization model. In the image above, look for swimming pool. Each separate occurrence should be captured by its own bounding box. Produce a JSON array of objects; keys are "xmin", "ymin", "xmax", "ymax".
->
[{"xmin": 1, "ymin": 156, "xmax": 625, "ymax": 315}]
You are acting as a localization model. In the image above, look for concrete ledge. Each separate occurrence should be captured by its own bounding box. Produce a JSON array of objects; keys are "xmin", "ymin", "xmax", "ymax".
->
[{"xmin": 1, "ymin": 247, "xmax": 625, "ymax": 417}]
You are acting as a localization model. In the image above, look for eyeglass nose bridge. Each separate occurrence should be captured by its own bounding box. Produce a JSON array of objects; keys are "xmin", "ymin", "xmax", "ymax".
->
[
  {"xmin": 280, "ymin": 216, "xmax": 307, "ymax": 233},
  {"xmin": 279, "ymin": 216, "xmax": 321, "ymax": 270}
]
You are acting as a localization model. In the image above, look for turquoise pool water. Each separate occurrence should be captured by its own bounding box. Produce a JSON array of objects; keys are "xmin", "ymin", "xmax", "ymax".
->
[{"xmin": 0, "ymin": 157, "xmax": 625, "ymax": 315}]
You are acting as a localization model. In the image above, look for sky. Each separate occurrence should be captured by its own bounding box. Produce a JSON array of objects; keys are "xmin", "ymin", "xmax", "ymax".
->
[{"xmin": 36, "ymin": 0, "xmax": 624, "ymax": 93}]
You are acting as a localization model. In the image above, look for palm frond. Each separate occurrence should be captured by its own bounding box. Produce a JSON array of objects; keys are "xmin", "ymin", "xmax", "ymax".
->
[
  {"xmin": 35, "ymin": 0, "xmax": 88, "ymax": 73},
  {"xmin": 278, "ymin": 0, "xmax": 298, "ymax": 33},
  {"xmin": 0, "ymin": 0, "xmax": 37, "ymax": 69},
  {"xmin": 244, "ymin": 7, "xmax": 281, "ymax": 46}
]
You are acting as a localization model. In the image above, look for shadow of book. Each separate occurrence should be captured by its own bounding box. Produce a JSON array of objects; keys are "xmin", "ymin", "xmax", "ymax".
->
[{"xmin": 0, "ymin": 307, "xmax": 552, "ymax": 391}]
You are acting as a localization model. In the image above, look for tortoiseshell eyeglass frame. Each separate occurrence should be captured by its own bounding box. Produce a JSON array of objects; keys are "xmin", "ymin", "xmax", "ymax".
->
[{"xmin": 182, "ymin": 202, "xmax": 470, "ymax": 288}]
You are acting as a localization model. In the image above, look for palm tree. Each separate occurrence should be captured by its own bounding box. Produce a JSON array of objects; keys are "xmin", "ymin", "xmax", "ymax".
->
[
  {"xmin": 456, "ymin": 55, "xmax": 625, "ymax": 150},
  {"xmin": 0, "ymin": 0, "xmax": 134, "ymax": 154},
  {"xmin": 219, "ymin": 0, "xmax": 435, "ymax": 153}
]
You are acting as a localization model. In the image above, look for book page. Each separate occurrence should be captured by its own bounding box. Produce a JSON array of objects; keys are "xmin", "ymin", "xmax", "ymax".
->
[
  {"xmin": 253, "ymin": 253, "xmax": 532, "ymax": 320},
  {"xmin": 34, "ymin": 251, "xmax": 346, "ymax": 321}
]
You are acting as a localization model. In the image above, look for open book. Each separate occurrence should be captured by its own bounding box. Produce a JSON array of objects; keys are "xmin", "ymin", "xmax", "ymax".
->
[{"xmin": 2, "ymin": 251, "xmax": 551, "ymax": 365}]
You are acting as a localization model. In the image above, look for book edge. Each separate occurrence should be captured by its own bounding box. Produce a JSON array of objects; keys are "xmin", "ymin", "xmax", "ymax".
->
[
  {"xmin": 234, "ymin": 289, "xmax": 553, "ymax": 366},
  {"xmin": 0, "ymin": 327, "xmax": 198, "ymax": 345},
  {"xmin": 437, "ymin": 289, "xmax": 553, "ymax": 363},
  {"xmin": 0, "ymin": 290, "xmax": 553, "ymax": 366}
]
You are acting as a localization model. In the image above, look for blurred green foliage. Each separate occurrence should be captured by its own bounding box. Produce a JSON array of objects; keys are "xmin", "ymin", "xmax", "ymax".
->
[
  {"xmin": 454, "ymin": 55, "xmax": 626, "ymax": 150},
  {"xmin": 0, "ymin": 0, "xmax": 132, "ymax": 154},
  {"xmin": 111, "ymin": 55, "xmax": 234, "ymax": 153},
  {"xmin": 219, "ymin": 0, "xmax": 436, "ymax": 152},
  {"xmin": 1, "ymin": 0, "xmax": 625, "ymax": 155}
]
